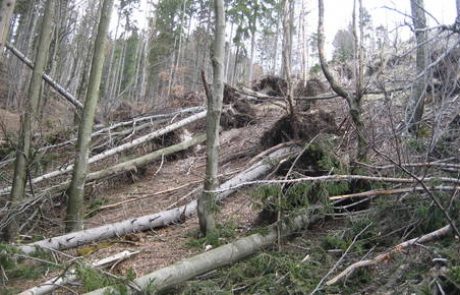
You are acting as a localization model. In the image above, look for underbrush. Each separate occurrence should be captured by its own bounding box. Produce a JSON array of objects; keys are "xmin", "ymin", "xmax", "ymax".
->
[
  {"xmin": 0, "ymin": 244, "xmax": 60, "ymax": 294},
  {"xmin": 170, "ymin": 187, "xmax": 460, "ymax": 294},
  {"xmin": 0, "ymin": 243, "xmax": 137, "ymax": 294}
]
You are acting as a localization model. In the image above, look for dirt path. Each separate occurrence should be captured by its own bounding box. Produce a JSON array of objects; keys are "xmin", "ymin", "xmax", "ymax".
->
[{"xmin": 10, "ymin": 102, "xmax": 349, "ymax": 293}]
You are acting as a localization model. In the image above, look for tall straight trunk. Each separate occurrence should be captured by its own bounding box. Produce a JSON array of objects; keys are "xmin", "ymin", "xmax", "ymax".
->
[
  {"xmin": 272, "ymin": 15, "xmax": 280, "ymax": 75},
  {"xmin": 116, "ymin": 40, "xmax": 126, "ymax": 97},
  {"xmin": 224, "ymin": 21, "xmax": 233, "ymax": 82},
  {"xmin": 110, "ymin": 39, "xmax": 125, "ymax": 100},
  {"xmin": 166, "ymin": 36, "xmax": 178, "ymax": 98},
  {"xmin": 104, "ymin": 9, "xmax": 121, "ymax": 101},
  {"xmin": 247, "ymin": 28, "xmax": 256, "ymax": 84},
  {"xmin": 139, "ymin": 37, "xmax": 149, "ymax": 100},
  {"xmin": 171, "ymin": 0, "xmax": 187, "ymax": 92},
  {"xmin": 232, "ymin": 44, "xmax": 239, "ymax": 85},
  {"xmin": 65, "ymin": 0, "xmax": 114, "ymax": 232},
  {"xmin": 5, "ymin": 0, "xmax": 54, "ymax": 242},
  {"xmin": 282, "ymin": 0, "xmax": 295, "ymax": 117},
  {"xmin": 457, "ymin": 0, "xmax": 460, "ymax": 21},
  {"xmin": 406, "ymin": 0, "xmax": 428, "ymax": 133},
  {"xmin": 131, "ymin": 38, "xmax": 143, "ymax": 101},
  {"xmin": 12, "ymin": 2, "xmax": 38, "ymax": 108},
  {"xmin": 0, "ymin": 0, "xmax": 16, "ymax": 63},
  {"xmin": 74, "ymin": 4, "xmax": 100, "ymax": 123},
  {"xmin": 197, "ymin": 0, "xmax": 225, "ymax": 236},
  {"xmin": 300, "ymin": 0, "xmax": 308, "ymax": 81}
]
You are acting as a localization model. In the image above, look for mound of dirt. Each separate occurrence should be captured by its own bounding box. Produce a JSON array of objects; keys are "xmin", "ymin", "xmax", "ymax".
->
[
  {"xmin": 220, "ymin": 84, "xmax": 257, "ymax": 130},
  {"xmin": 170, "ymin": 91, "xmax": 204, "ymax": 108},
  {"xmin": 260, "ymin": 110, "xmax": 338, "ymax": 149},
  {"xmin": 224, "ymin": 84, "xmax": 240, "ymax": 104},
  {"xmin": 221, "ymin": 100, "xmax": 256, "ymax": 130},
  {"xmin": 294, "ymin": 78, "xmax": 327, "ymax": 111},
  {"xmin": 252, "ymin": 76, "xmax": 287, "ymax": 96},
  {"xmin": 105, "ymin": 101, "xmax": 152, "ymax": 122}
]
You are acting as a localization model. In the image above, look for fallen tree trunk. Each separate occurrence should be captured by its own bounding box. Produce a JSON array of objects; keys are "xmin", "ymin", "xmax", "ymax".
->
[
  {"xmin": 330, "ymin": 185, "xmax": 460, "ymax": 201},
  {"xmin": 19, "ymin": 250, "xmax": 139, "ymax": 295},
  {"xmin": 85, "ymin": 206, "xmax": 324, "ymax": 295},
  {"xmin": 0, "ymin": 134, "xmax": 206, "ymax": 230},
  {"xmin": 6, "ymin": 42, "xmax": 84, "ymax": 110},
  {"xmin": 234, "ymin": 85, "xmax": 404, "ymax": 103},
  {"xmin": 18, "ymin": 146, "xmax": 300, "ymax": 254},
  {"xmin": 236, "ymin": 85, "xmax": 340, "ymax": 102},
  {"xmin": 87, "ymin": 133, "xmax": 206, "ymax": 181},
  {"xmin": 0, "ymin": 107, "xmax": 204, "ymax": 168},
  {"xmin": 207, "ymin": 175, "xmax": 460, "ymax": 194},
  {"xmin": 325, "ymin": 224, "xmax": 453, "ymax": 285},
  {"xmin": 0, "ymin": 111, "xmax": 207, "ymax": 195}
]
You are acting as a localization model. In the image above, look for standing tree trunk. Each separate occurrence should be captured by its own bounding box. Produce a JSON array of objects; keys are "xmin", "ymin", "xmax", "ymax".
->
[
  {"xmin": 197, "ymin": 0, "xmax": 225, "ymax": 236},
  {"xmin": 456, "ymin": 0, "xmax": 460, "ymax": 27},
  {"xmin": 65, "ymin": 0, "xmax": 114, "ymax": 232},
  {"xmin": 0, "ymin": 0, "xmax": 16, "ymax": 63},
  {"xmin": 5, "ymin": 0, "xmax": 55, "ymax": 241},
  {"xmin": 247, "ymin": 27, "xmax": 256, "ymax": 84},
  {"xmin": 281, "ymin": 0, "xmax": 299, "ymax": 141},
  {"xmin": 406, "ymin": 0, "xmax": 428, "ymax": 134},
  {"xmin": 271, "ymin": 13, "xmax": 280, "ymax": 75},
  {"xmin": 317, "ymin": 0, "xmax": 367, "ymax": 162},
  {"xmin": 224, "ymin": 21, "xmax": 233, "ymax": 82}
]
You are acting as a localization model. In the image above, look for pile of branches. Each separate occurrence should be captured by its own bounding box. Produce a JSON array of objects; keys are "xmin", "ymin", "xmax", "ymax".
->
[{"xmin": 0, "ymin": 107, "xmax": 208, "ymax": 236}]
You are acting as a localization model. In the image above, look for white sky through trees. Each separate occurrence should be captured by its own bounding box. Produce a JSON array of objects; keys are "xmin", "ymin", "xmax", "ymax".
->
[
  {"xmin": 125, "ymin": 0, "xmax": 456, "ymax": 37},
  {"xmin": 114, "ymin": 0, "xmax": 456, "ymax": 62}
]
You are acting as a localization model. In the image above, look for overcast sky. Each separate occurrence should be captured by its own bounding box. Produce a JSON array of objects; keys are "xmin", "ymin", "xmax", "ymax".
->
[
  {"xmin": 320, "ymin": 0, "xmax": 456, "ymax": 41},
  {"xmin": 125, "ymin": 0, "xmax": 456, "ymax": 40}
]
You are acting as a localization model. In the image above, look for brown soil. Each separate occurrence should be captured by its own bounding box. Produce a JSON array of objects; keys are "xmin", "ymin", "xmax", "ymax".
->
[
  {"xmin": 5, "ymin": 96, "xmax": 347, "ymax": 293},
  {"xmin": 260, "ymin": 109, "xmax": 339, "ymax": 149}
]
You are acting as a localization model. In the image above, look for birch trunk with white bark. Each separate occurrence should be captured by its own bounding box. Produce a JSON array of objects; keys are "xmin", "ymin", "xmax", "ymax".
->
[{"xmin": 18, "ymin": 146, "xmax": 299, "ymax": 254}]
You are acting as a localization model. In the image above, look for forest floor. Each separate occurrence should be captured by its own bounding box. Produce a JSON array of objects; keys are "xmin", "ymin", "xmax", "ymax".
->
[{"xmin": 2, "ymin": 93, "xmax": 460, "ymax": 294}]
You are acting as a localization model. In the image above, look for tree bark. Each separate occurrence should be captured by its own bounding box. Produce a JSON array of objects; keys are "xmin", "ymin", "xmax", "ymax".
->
[
  {"xmin": 6, "ymin": 43, "xmax": 84, "ymax": 110},
  {"xmin": 0, "ymin": 0, "xmax": 16, "ymax": 63},
  {"xmin": 5, "ymin": 0, "xmax": 55, "ymax": 242},
  {"xmin": 248, "ymin": 28, "xmax": 256, "ymax": 84},
  {"xmin": 197, "ymin": 0, "xmax": 225, "ymax": 236},
  {"xmin": 406, "ymin": 0, "xmax": 428, "ymax": 133},
  {"xmin": 84, "ymin": 206, "xmax": 323, "ymax": 295},
  {"xmin": 0, "ymin": 110, "xmax": 207, "ymax": 196},
  {"xmin": 1, "ymin": 134, "xmax": 208, "ymax": 230},
  {"xmin": 65, "ymin": 0, "xmax": 114, "ymax": 232},
  {"xmin": 19, "ymin": 146, "xmax": 299, "ymax": 254},
  {"xmin": 282, "ymin": 0, "xmax": 296, "ymax": 117},
  {"xmin": 18, "ymin": 250, "xmax": 138, "ymax": 295},
  {"xmin": 317, "ymin": 0, "xmax": 367, "ymax": 162},
  {"xmin": 457, "ymin": 0, "xmax": 460, "ymax": 22}
]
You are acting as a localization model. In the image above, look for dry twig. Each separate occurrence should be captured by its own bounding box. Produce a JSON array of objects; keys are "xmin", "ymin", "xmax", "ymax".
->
[{"xmin": 326, "ymin": 224, "xmax": 453, "ymax": 285}]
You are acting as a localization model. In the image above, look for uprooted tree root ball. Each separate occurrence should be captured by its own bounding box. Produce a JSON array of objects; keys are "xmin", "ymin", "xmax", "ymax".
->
[
  {"xmin": 220, "ymin": 84, "xmax": 257, "ymax": 130},
  {"xmin": 220, "ymin": 100, "xmax": 256, "ymax": 130},
  {"xmin": 260, "ymin": 110, "xmax": 339, "ymax": 150},
  {"xmin": 255, "ymin": 134, "xmax": 347, "ymax": 225}
]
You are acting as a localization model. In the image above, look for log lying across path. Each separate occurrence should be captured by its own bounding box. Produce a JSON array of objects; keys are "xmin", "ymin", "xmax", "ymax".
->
[
  {"xmin": 0, "ymin": 134, "xmax": 208, "ymax": 229},
  {"xmin": 85, "ymin": 206, "xmax": 324, "ymax": 295},
  {"xmin": 0, "ymin": 110, "xmax": 207, "ymax": 196},
  {"xmin": 41, "ymin": 133, "xmax": 207, "ymax": 196},
  {"xmin": 0, "ymin": 106, "xmax": 204, "ymax": 169},
  {"xmin": 18, "ymin": 146, "xmax": 300, "ymax": 254}
]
